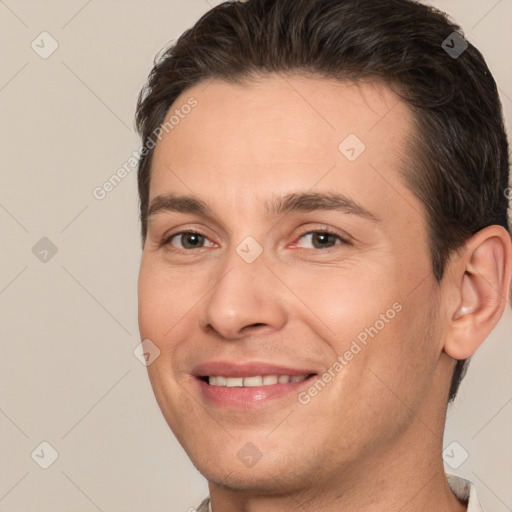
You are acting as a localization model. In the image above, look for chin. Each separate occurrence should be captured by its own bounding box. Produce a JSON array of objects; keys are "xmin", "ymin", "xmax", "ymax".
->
[{"xmin": 198, "ymin": 463, "xmax": 294, "ymax": 494}]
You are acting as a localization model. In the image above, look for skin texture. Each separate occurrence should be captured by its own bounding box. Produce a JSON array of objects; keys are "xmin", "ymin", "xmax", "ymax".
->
[{"xmin": 138, "ymin": 75, "xmax": 512, "ymax": 512}]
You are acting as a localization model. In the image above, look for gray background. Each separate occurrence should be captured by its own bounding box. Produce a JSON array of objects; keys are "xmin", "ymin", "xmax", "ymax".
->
[{"xmin": 0, "ymin": 1, "xmax": 510, "ymax": 510}]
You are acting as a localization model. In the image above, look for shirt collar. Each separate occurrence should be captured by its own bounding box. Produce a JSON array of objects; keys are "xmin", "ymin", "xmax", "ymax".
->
[{"xmin": 446, "ymin": 474, "xmax": 483, "ymax": 511}]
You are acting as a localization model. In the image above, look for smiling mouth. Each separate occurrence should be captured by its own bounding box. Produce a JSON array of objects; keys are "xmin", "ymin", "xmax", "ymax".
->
[{"xmin": 199, "ymin": 374, "xmax": 317, "ymax": 387}]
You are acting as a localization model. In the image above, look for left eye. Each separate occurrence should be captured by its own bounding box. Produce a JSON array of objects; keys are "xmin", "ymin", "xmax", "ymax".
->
[{"xmin": 296, "ymin": 231, "xmax": 346, "ymax": 250}]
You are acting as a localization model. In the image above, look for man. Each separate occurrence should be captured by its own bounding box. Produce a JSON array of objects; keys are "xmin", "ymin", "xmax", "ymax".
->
[{"xmin": 135, "ymin": 0, "xmax": 511, "ymax": 510}]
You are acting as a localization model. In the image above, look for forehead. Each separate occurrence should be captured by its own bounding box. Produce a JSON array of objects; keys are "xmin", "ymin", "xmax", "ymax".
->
[{"xmin": 150, "ymin": 74, "xmax": 417, "ymax": 218}]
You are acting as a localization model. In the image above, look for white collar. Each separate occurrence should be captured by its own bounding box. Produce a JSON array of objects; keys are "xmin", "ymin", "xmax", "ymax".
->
[{"xmin": 446, "ymin": 473, "xmax": 484, "ymax": 511}]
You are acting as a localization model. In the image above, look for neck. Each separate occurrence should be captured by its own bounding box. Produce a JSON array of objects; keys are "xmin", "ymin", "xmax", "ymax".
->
[{"xmin": 208, "ymin": 439, "xmax": 466, "ymax": 512}]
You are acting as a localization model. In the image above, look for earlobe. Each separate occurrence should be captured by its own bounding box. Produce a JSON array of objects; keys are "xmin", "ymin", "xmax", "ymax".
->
[{"xmin": 444, "ymin": 225, "xmax": 512, "ymax": 360}]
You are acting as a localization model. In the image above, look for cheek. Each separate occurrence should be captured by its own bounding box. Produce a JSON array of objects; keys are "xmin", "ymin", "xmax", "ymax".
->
[
  {"xmin": 298, "ymin": 262, "xmax": 438, "ymax": 402},
  {"xmin": 137, "ymin": 263, "xmax": 164, "ymax": 340},
  {"xmin": 137, "ymin": 261, "xmax": 195, "ymax": 424},
  {"xmin": 282, "ymin": 260, "xmax": 401, "ymax": 338},
  {"xmin": 350, "ymin": 290, "xmax": 441, "ymax": 415},
  {"xmin": 137, "ymin": 258, "xmax": 195, "ymax": 341}
]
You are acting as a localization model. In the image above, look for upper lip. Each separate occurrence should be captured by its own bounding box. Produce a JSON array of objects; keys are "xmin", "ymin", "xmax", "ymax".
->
[{"xmin": 191, "ymin": 361, "xmax": 317, "ymax": 378}]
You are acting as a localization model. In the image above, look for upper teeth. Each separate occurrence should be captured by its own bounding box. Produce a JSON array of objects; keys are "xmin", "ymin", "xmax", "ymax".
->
[{"xmin": 208, "ymin": 375, "xmax": 308, "ymax": 387}]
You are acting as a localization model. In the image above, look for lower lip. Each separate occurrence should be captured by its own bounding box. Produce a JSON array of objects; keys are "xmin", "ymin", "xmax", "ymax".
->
[{"xmin": 194, "ymin": 377, "xmax": 316, "ymax": 409}]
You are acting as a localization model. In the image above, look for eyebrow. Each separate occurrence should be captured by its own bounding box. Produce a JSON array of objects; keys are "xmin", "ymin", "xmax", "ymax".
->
[{"xmin": 147, "ymin": 191, "xmax": 381, "ymax": 223}]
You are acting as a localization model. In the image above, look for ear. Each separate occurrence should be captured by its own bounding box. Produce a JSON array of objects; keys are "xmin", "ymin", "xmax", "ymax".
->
[{"xmin": 443, "ymin": 225, "xmax": 512, "ymax": 360}]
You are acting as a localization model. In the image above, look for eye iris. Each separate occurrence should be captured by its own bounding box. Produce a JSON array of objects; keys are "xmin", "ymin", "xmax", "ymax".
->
[
  {"xmin": 181, "ymin": 233, "xmax": 204, "ymax": 249},
  {"xmin": 312, "ymin": 232, "xmax": 337, "ymax": 249}
]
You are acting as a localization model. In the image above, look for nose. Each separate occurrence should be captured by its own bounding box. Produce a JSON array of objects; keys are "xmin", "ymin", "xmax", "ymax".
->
[{"xmin": 199, "ymin": 249, "xmax": 288, "ymax": 341}]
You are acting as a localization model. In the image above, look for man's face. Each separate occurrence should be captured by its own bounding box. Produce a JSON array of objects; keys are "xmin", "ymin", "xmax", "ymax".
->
[{"xmin": 138, "ymin": 75, "xmax": 446, "ymax": 491}]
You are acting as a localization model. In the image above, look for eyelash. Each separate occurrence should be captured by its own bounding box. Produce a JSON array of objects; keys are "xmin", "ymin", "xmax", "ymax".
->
[{"xmin": 160, "ymin": 226, "xmax": 350, "ymax": 253}]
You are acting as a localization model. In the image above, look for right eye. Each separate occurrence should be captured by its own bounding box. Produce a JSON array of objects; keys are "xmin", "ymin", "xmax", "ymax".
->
[{"xmin": 163, "ymin": 231, "xmax": 215, "ymax": 251}]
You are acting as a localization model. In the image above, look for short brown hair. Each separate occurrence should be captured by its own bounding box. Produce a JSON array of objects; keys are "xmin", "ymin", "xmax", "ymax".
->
[{"xmin": 135, "ymin": 0, "xmax": 510, "ymax": 402}]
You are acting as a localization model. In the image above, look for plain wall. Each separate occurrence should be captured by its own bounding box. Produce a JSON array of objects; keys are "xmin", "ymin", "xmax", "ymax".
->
[{"xmin": 0, "ymin": 1, "xmax": 510, "ymax": 510}]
